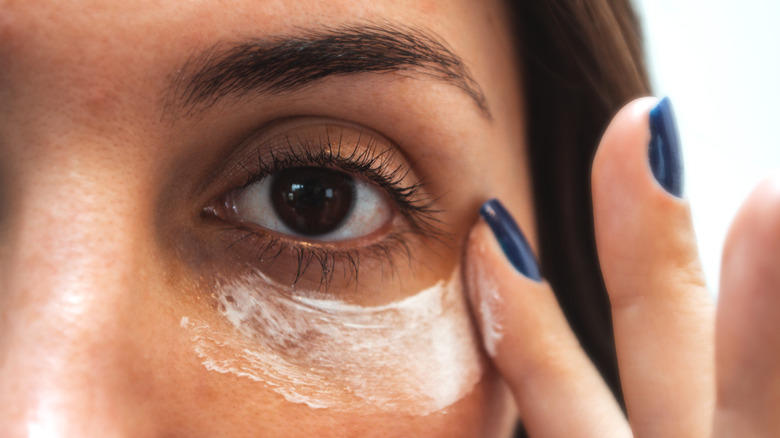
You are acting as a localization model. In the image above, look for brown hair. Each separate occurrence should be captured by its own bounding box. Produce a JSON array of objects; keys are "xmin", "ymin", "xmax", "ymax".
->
[{"xmin": 509, "ymin": 0, "xmax": 651, "ymax": 428}]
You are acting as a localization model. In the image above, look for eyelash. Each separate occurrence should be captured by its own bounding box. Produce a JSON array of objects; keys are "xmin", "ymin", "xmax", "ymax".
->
[{"xmin": 219, "ymin": 132, "xmax": 445, "ymax": 290}]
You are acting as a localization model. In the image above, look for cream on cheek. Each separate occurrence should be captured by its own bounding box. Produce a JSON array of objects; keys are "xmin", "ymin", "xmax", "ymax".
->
[{"xmin": 181, "ymin": 269, "xmax": 483, "ymax": 415}]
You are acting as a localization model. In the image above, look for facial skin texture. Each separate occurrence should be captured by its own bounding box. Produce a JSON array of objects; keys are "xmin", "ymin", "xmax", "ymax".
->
[
  {"xmin": 0, "ymin": 0, "xmax": 532, "ymax": 436},
  {"xmin": 186, "ymin": 268, "xmax": 482, "ymax": 415}
]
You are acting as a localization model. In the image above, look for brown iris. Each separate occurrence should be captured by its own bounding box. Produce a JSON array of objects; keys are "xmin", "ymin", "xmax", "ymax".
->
[{"xmin": 270, "ymin": 166, "xmax": 356, "ymax": 236}]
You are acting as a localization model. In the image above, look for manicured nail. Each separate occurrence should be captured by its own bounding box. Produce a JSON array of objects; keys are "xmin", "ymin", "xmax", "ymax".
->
[
  {"xmin": 649, "ymin": 97, "xmax": 684, "ymax": 197},
  {"xmin": 479, "ymin": 199, "xmax": 542, "ymax": 281}
]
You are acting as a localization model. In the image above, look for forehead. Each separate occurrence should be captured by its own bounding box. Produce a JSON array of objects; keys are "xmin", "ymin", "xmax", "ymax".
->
[
  {"xmin": 0, "ymin": 0, "xmax": 494, "ymax": 72},
  {"xmin": 0, "ymin": 0, "xmax": 505, "ymax": 127}
]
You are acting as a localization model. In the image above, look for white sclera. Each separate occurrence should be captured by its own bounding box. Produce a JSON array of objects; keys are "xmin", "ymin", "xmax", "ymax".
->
[{"xmin": 235, "ymin": 171, "xmax": 392, "ymax": 241}]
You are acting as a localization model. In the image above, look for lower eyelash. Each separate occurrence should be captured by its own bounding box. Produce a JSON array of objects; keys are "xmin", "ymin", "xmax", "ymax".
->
[{"xmin": 224, "ymin": 225, "xmax": 421, "ymax": 291}]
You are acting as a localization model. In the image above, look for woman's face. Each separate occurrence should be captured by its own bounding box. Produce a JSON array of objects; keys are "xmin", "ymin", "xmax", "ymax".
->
[{"xmin": 0, "ymin": 0, "xmax": 534, "ymax": 436}]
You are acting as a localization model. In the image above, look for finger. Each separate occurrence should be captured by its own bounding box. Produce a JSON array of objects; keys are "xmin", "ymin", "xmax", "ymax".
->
[
  {"xmin": 714, "ymin": 177, "xmax": 780, "ymax": 437},
  {"xmin": 465, "ymin": 200, "xmax": 631, "ymax": 438},
  {"xmin": 592, "ymin": 97, "xmax": 715, "ymax": 437}
]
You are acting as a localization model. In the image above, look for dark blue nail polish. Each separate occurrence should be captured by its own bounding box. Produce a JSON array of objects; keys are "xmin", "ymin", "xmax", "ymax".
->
[
  {"xmin": 479, "ymin": 199, "xmax": 542, "ymax": 281},
  {"xmin": 649, "ymin": 97, "xmax": 684, "ymax": 197}
]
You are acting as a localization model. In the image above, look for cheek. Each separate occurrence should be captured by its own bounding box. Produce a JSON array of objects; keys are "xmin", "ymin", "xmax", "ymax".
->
[
  {"xmin": 164, "ymin": 369, "xmax": 514, "ymax": 438},
  {"xmin": 158, "ymin": 266, "xmax": 516, "ymax": 437},
  {"xmin": 180, "ymin": 268, "xmax": 484, "ymax": 416}
]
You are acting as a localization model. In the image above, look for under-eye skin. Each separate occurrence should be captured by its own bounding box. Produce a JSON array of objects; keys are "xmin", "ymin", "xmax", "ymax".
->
[
  {"xmin": 184, "ymin": 122, "xmax": 484, "ymax": 415},
  {"xmin": 204, "ymin": 119, "xmax": 445, "ymax": 290}
]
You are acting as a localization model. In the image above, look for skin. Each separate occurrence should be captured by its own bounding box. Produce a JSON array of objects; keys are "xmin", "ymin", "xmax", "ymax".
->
[
  {"xmin": 0, "ymin": 0, "xmax": 523, "ymax": 436},
  {"xmin": 466, "ymin": 99, "xmax": 780, "ymax": 437},
  {"xmin": 2, "ymin": 1, "xmax": 779, "ymax": 438}
]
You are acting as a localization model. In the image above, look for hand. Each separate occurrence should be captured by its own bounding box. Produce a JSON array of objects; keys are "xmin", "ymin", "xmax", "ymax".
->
[{"xmin": 465, "ymin": 97, "xmax": 780, "ymax": 437}]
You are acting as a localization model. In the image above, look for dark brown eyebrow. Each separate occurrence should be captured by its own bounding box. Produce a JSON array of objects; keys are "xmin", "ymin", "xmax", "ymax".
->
[{"xmin": 167, "ymin": 23, "xmax": 490, "ymax": 119}]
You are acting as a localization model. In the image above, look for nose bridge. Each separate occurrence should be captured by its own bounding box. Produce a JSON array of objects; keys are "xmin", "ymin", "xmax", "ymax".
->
[{"xmin": 0, "ymin": 164, "xmax": 148, "ymax": 435}]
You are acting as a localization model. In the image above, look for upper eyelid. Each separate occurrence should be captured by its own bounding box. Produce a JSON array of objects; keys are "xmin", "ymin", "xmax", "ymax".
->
[
  {"xmin": 203, "ymin": 118, "xmax": 405, "ymax": 195},
  {"xmin": 203, "ymin": 120, "xmax": 445, "ymax": 239},
  {"xmin": 233, "ymin": 134, "xmax": 436, "ymax": 230},
  {"xmin": 239, "ymin": 135, "xmax": 408, "ymax": 191}
]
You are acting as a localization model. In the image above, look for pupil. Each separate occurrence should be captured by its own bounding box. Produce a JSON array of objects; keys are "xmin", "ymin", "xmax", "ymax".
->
[{"xmin": 270, "ymin": 166, "xmax": 356, "ymax": 236}]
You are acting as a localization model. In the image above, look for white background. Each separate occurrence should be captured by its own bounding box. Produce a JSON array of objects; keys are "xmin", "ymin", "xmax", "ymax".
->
[{"xmin": 633, "ymin": 0, "xmax": 780, "ymax": 293}]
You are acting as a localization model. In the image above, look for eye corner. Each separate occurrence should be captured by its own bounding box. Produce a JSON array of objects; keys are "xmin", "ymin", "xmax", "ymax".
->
[{"xmin": 201, "ymin": 190, "xmax": 237, "ymax": 222}]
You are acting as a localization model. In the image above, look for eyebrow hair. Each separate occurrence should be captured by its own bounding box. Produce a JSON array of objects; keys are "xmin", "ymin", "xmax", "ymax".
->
[{"xmin": 168, "ymin": 23, "xmax": 490, "ymax": 118}]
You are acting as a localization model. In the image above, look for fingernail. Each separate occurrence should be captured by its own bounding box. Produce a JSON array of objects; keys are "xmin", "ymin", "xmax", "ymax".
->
[
  {"xmin": 479, "ymin": 199, "xmax": 542, "ymax": 281},
  {"xmin": 649, "ymin": 96, "xmax": 684, "ymax": 197}
]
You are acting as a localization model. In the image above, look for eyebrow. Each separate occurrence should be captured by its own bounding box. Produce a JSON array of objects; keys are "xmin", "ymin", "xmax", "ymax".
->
[{"xmin": 167, "ymin": 23, "xmax": 490, "ymax": 118}]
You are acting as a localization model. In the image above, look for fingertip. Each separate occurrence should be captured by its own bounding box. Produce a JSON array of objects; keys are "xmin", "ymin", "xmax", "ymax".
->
[
  {"xmin": 464, "ymin": 204, "xmax": 630, "ymax": 436},
  {"xmin": 465, "ymin": 200, "xmax": 540, "ymax": 359},
  {"xmin": 720, "ymin": 174, "xmax": 780, "ymax": 316},
  {"xmin": 592, "ymin": 97, "xmax": 704, "ymax": 302},
  {"xmin": 592, "ymin": 96, "xmax": 686, "ymax": 202},
  {"xmin": 464, "ymin": 219, "xmax": 504, "ymax": 358},
  {"xmin": 592, "ymin": 96, "xmax": 658, "ymax": 200},
  {"xmin": 478, "ymin": 199, "xmax": 541, "ymax": 282},
  {"xmin": 464, "ymin": 200, "xmax": 578, "ymax": 375},
  {"xmin": 723, "ymin": 175, "xmax": 780, "ymax": 268},
  {"xmin": 716, "ymin": 175, "xmax": 780, "ymax": 431},
  {"xmin": 591, "ymin": 98, "xmax": 694, "ymax": 270}
]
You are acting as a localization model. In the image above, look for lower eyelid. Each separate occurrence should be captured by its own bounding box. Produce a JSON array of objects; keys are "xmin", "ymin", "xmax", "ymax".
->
[
  {"xmin": 222, "ymin": 206, "xmax": 403, "ymax": 253},
  {"xmin": 213, "ymin": 223, "xmax": 420, "ymax": 293}
]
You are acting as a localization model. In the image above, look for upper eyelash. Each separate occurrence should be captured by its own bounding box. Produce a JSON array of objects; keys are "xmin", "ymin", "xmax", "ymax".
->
[
  {"xmin": 238, "ymin": 130, "xmax": 444, "ymax": 237},
  {"xmin": 220, "ymin": 129, "xmax": 449, "ymax": 290}
]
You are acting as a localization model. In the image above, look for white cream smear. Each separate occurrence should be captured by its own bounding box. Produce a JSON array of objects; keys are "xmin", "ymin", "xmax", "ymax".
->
[
  {"xmin": 181, "ymin": 269, "xmax": 483, "ymax": 415},
  {"xmin": 467, "ymin": 242, "xmax": 504, "ymax": 358},
  {"xmin": 474, "ymin": 272, "xmax": 503, "ymax": 358}
]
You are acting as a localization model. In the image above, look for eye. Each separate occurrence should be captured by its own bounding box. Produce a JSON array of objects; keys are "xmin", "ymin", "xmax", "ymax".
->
[
  {"xmin": 231, "ymin": 166, "xmax": 392, "ymax": 241},
  {"xmin": 201, "ymin": 120, "xmax": 444, "ymax": 290}
]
